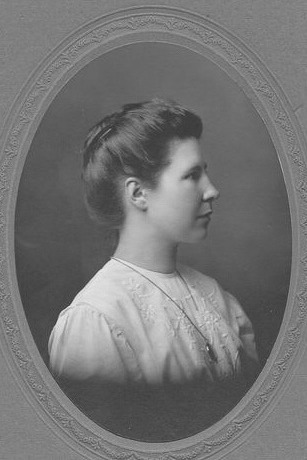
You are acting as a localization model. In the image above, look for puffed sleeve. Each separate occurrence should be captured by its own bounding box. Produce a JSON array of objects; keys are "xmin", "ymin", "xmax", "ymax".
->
[{"xmin": 48, "ymin": 303, "xmax": 141, "ymax": 384}]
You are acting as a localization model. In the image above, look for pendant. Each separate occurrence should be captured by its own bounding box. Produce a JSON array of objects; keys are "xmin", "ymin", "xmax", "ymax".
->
[{"xmin": 206, "ymin": 342, "xmax": 218, "ymax": 363}]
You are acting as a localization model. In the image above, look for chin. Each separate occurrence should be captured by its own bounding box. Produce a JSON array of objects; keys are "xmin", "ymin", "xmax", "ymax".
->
[{"xmin": 184, "ymin": 229, "xmax": 208, "ymax": 244}]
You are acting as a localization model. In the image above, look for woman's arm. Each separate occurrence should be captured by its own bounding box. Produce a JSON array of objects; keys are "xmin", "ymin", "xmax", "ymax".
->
[
  {"xmin": 223, "ymin": 290, "xmax": 260, "ymax": 382},
  {"xmin": 48, "ymin": 303, "xmax": 138, "ymax": 383}
]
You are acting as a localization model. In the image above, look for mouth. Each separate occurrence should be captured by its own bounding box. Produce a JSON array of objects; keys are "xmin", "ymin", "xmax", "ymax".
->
[{"xmin": 197, "ymin": 210, "xmax": 212, "ymax": 219}]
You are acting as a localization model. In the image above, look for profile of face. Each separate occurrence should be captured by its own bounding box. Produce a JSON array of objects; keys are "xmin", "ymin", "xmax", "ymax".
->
[{"xmin": 143, "ymin": 137, "xmax": 219, "ymax": 245}]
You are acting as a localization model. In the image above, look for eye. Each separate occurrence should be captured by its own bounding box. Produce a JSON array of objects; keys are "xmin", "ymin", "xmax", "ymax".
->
[
  {"xmin": 185, "ymin": 166, "xmax": 207, "ymax": 181},
  {"xmin": 185, "ymin": 170, "xmax": 201, "ymax": 181}
]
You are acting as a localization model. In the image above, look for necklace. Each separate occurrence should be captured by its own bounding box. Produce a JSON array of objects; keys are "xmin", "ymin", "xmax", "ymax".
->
[{"xmin": 111, "ymin": 257, "xmax": 217, "ymax": 363}]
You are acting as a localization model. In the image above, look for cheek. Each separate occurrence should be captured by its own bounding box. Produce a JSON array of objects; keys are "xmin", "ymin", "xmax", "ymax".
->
[
  {"xmin": 169, "ymin": 195, "xmax": 199, "ymax": 222},
  {"xmin": 166, "ymin": 203, "xmax": 199, "ymax": 233},
  {"xmin": 178, "ymin": 193, "xmax": 200, "ymax": 215},
  {"xmin": 149, "ymin": 185, "xmax": 200, "ymax": 223}
]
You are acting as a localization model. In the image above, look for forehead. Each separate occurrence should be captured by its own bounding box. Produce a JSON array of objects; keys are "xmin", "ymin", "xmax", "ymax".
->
[{"xmin": 166, "ymin": 138, "xmax": 205, "ymax": 171}]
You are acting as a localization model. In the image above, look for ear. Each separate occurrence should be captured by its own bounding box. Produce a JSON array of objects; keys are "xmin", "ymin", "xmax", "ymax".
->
[{"xmin": 124, "ymin": 177, "xmax": 148, "ymax": 211}]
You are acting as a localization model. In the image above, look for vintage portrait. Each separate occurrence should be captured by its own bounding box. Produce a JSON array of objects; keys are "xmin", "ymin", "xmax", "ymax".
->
[{"xmin": 14, "ymin": 42, "xmax": 291, "ymax": 442}]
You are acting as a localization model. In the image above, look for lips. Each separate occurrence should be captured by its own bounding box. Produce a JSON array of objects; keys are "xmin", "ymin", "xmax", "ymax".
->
[{"xmin": 197, "ymin": 210, "xmax": 212, "ymax": 219}]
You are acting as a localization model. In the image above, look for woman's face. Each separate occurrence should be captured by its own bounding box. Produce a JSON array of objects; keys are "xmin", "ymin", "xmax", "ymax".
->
[{"xmin": 145, "ymin": 137, "xmax": 219, "ymax": 245}]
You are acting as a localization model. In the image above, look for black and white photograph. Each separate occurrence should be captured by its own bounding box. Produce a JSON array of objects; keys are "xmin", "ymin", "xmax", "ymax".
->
[
  {"xmin": 1, "ymin": 3, "xmax": 306, "ymax": 459},
  {"xmin": 15, "ymin": 43, "xmax": 290, "ymax": 441}
]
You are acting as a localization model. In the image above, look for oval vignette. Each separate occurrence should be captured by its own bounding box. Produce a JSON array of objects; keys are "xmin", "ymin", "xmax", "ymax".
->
[{"xmin": 14, "ymin": 42, "xmax": 292, "ymax": 442}]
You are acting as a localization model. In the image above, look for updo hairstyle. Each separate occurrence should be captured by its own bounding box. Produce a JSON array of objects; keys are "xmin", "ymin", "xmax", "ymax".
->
[{"xmin": 82, "ymin": 98, "xmax": 202, "ymax": 228}]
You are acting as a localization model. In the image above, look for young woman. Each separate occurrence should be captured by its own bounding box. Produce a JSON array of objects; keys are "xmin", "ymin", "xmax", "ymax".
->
[{"xmin": 48, "ymin": 99, "xmax": 259, "ymax": 441}]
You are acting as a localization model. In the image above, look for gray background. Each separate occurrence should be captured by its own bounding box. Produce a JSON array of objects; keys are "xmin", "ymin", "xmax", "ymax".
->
[
  {"xmin": 1, "ymin": 1, "xmax": 307, "ymax": 459},
  {"xmin": 15, "ymin": 42, "xmax": 291, "ymax": 369}
]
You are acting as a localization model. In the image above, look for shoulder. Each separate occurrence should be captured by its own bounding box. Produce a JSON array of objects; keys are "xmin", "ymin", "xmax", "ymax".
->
[
  {"xmin": 70, "ymin": 259, "xmax": 135, "ymax": 317},
  {"xmin": 50, "ymin": 259, "xmax": 155, "ymax": 342},
  {"xmin": 48, "ymin": 261, "xmax": 145, "ymax": 381},
  {"xmin": 49, "ymin": 260, "xmax": 136, "ymax": 352},
  {"xmin": 75, "ymin": 259, "xmax": 127, "ymax": 298}
]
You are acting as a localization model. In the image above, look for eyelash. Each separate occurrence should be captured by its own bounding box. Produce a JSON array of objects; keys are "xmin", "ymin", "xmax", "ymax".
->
[
  {"xmin": 186, "ymin": 169, "xmax": 207, "ymax": 181},
  {"xmin": 186, "ymin": 171, "xmax": 200, "ymax": 180}
]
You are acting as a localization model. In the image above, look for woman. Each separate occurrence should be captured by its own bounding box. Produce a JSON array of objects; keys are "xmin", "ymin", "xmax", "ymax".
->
[{"xmin": 49, "ymin": 99, "xmax": 259, "ymax": 440}]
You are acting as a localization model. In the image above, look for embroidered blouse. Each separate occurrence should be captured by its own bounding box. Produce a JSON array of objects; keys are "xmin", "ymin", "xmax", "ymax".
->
[
  {"xmin": 48, "ymin": 259, "xmax": 259, "ymax": 440},
  {"xmin": 49, "ymin": 259, "xmax": 258, "ymax": 385}
]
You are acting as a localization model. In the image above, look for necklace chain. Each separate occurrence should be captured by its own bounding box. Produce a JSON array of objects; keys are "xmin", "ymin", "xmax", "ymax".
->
[{"xmin": 111, "ymin": 257, "xmax": 217, "ymax": 363}]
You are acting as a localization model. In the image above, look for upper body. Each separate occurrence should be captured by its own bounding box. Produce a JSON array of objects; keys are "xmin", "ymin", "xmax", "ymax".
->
[
  {"xmin": 48, "ymin": 258, "xmax": 258, "ymax": 440},
  {"xmin": 49, "ymin": 258, "xmax": 258, "ymax": 387},
  {"xmin": 49, "ymin": 99, "xmax": 260, "ymax": 440}
]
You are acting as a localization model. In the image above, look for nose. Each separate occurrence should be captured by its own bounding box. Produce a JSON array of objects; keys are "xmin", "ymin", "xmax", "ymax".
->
[{"xmin": 202, "ymin": 176, "xmax": 220, "ymax": 202}]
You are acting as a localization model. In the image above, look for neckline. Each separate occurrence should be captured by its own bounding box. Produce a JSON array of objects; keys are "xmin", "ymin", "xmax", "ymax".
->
[
  {"xmin": 110, "ymin": 257, "xmax": 178, "ymax": 279},
  {"xmin": 110, "ymin": 257, "xmax": 218, "ymax": 363}
]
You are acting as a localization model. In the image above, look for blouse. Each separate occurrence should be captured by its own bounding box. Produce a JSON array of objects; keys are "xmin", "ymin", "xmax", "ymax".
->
[
  {"xmin": 49, "ymin": 259, "xmax": 258, "ymax": 385},
  {"xmin": 48, "ymin": 259, "xmax": 259, "ymax": 440}
]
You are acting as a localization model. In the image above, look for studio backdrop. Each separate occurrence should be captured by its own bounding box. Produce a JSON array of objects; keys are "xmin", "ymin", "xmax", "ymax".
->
[{"xmin": 1, "ymin": 3, "xmax": 306, "ymax": 460}]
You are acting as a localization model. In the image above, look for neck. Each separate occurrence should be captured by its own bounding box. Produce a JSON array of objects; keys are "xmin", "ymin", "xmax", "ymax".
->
[{"xmin": 113, "ymin": 225, "xmax": 178, "ymax": 274}]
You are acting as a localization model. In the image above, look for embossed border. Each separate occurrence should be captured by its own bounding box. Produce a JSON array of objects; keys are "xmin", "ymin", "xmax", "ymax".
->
[{"xmin": 1, "ymin": 5, "xmax": 306, "ymax": 459}]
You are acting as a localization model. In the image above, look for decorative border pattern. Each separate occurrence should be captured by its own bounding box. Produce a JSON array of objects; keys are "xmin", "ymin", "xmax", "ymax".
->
[{"xmin": 1, "ymin": 6, "xmax": 306, "ymax": 459}]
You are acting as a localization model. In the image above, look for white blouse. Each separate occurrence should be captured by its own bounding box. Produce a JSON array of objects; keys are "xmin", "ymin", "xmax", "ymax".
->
[{"xmin": 48, "ymin": 259, "xmax": 258, "ymax": 387}]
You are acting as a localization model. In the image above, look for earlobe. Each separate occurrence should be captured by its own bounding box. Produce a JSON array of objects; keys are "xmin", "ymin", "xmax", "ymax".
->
[{"xmin": 125, "ymin": 177, "xmax": 148, "ymax": 211}]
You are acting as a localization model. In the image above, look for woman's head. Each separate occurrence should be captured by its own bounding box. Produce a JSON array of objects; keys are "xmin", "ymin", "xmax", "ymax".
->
[{"xmin": 82, "ymin": 98, "xmax": 203, "ymax": 228}]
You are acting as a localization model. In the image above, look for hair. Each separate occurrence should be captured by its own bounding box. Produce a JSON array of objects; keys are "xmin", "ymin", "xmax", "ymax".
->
[{"xmin": 82, "ymin": 98, "xmax": 203, "ymax": 229}]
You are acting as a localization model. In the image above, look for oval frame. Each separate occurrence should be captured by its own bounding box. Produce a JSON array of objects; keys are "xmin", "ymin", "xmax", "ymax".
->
[{"xmin": 1, "ymin": 5, "xmax": 306, "ymax": 459}]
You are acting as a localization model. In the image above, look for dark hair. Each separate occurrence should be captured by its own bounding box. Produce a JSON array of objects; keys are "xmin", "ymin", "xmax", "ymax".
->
[{"xmin": 82, "ymin": 98, "xmax": 203, "ymax": 228}]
